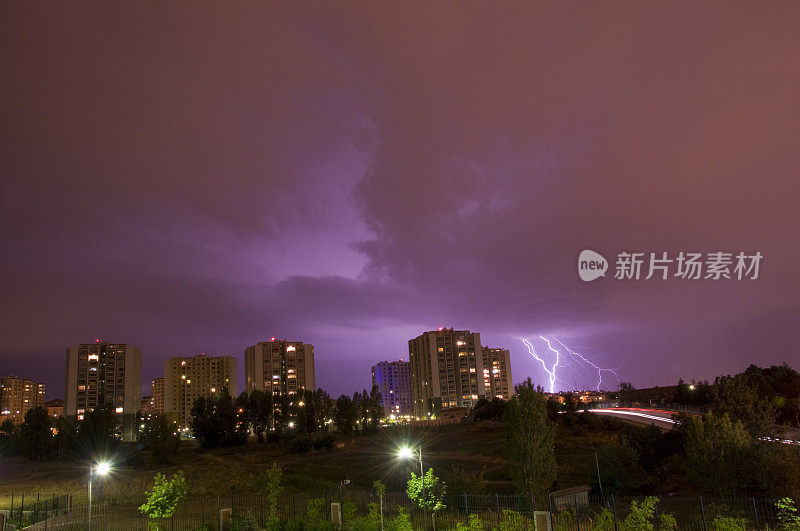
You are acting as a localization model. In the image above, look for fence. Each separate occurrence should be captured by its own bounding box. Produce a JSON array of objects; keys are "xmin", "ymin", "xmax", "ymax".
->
[
  {"xmin": 0, "ymin": 493, "xmax": 71, "ymax": 529},
  {"xmin": 14, "ymin": 491, "xmax": 790, "ymax": 530}
]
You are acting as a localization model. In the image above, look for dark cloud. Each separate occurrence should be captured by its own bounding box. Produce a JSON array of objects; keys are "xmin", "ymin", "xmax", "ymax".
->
[{"xmin": 1, "ymin": 2, "xmax": 799, "ymax": 397}]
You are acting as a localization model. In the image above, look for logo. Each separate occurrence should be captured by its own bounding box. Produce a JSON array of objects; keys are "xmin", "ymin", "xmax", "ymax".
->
[
  {"xmin": 578, "ymin": 250, "xmax": 608, "ymax": 282},
  {"xmin": 577, "ymin": 249, "xmax": 762, "ymax": 281}
]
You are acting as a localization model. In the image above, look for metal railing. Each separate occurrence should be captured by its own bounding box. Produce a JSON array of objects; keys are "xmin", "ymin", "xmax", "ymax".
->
[{"xmin": 15, "ymin": 491, "xmax": 792, "ymax": 530}]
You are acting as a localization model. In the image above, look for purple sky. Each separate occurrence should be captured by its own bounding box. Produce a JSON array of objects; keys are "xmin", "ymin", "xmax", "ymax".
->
[{"xmin": 2, "ymin": 3, "xmax": 799, "ymax": 399}]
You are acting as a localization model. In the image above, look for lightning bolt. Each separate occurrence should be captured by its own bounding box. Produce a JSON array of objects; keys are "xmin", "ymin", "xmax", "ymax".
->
[
  {"xmin": 521, "ymin": 336, "xmax": 622, "ymax": 392},
  {"xmin": 551, "ymin": 337, "xmax": 621, "ymax": 391},
  {"xmin": 522, "ymin": 336, "xmax": 563, "ymax": 393}
]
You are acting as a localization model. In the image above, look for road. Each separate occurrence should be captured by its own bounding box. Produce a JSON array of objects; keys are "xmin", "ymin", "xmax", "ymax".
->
[
  {"xmin": 587, "ymin": 407, "xmax": 680, "ymax": 430},
  {"xmin": 587, "ymin": 407, "xmax": 800, "ymax": 446}
]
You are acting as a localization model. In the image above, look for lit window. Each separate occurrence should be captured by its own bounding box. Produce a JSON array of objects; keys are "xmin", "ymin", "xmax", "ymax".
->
[{"xmin": 115, "ymin": 407, "xmax": 123, "ymax": 413}]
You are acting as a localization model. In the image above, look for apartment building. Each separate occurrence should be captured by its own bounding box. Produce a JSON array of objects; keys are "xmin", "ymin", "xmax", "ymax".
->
[
  {"xmin": 245, "ymin": 339, "xmax": 315, "ymax": 395},
  {"xmin": 64, "ymin": 342, "xmax": 142, "ymax": 440},
  {"xmin": 0, "ymin": 375, "xmax": 46, "ymax": 424},
  {"xmin": 371, "ymin": 359, "xmax": 413, "ymax": 417},
  {"xmin": 163, "ymin": 354, "xmax": 237, "ymax": 430}
]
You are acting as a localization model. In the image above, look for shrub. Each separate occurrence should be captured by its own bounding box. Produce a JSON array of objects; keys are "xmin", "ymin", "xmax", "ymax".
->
[
  {"xmin": 306, "ymin": 497, "xmax": 327, "ymax": 525},
  {"xmin": 231, "ymin": 510, "xmax": 264, "ymax": 531},
  {"xmin": 494, "ymin": 509, "xmax": 534, "ymax": 530},
  {"xmin": 385, "ymin": 507, "xmax": 413, "ymax": 531},
  {"xmin": 288, "ymin": 434, "xmax": 313, "ymax": 453},
  {"xmin": 619, "ymin": 497, "xmax": 676, "ymax": 530},
  {"xmin": 711, "ymin": 516, "xmax": 749, "ymax": 530},
  {"xmin": 776, "ymin": 497, "xmax": 800, "ymax": 530},
  {"xmin": 456, "ymin": 514, "xmax": 485, "ymax": 531},
  {"xmin": 347, "ymin": 502, "xmax": 380, "ymax": 530},
  {"xmin": 590, "ymin": 507, "xmax": 615, "ymax": 531},
  {"xmin": 313, "ymin": 433, "xmax": 336, "ymax": 452}
]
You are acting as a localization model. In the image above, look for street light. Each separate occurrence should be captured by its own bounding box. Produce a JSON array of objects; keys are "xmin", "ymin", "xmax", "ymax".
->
[
  {"xmin": 397, "ymin": 446, "xmax": 426, "ymax": 529},
  {"xmin": 88, "ymin": 461, "xmax": 110, "ymax": 531}
]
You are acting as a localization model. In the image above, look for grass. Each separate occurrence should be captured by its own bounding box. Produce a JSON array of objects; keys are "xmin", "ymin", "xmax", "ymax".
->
[{"xmin": 0, "ymin": 414, "xmax": 644, "ymax": 510}]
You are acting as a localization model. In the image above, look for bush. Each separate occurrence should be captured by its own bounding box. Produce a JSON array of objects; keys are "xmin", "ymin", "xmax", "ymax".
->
[
  {"xmin": 590, "ymin": 507, "xmax": 615, "ymax": 531},
  {"xmin": 231, "ymin": 510, "xmax": 264, "ymax": 531},
  {"xmin": 313, "ymin": 433, "xmax": 336, "ymax": 452},
  {"xmin": 288, "ymin": 434, "xmax": 313, "ymax": 453},
  {"xmin": 385, "ymin": 507, "xmax": 413, "ymax": 531},
  {"xmin": 456, "ymin": 514, "xmax": 485, "ymax": 531},
  {"xmin": 284, "ymin": 517, "xmax": 335, "ymax": 531},
  {"xmin": 494, "ymin": 509, "xmax": 534, "ymax": 530},
  {"xmin": 305, "ymin": 497, "xmax": 327, "ymax": 525},
  {"xmin": 776, "ymin": 497, "xmax": 800, "ymax": 530},
  {"xmin": 553, "ymin": 505, "xmax": 576, "ymax": 529},
  {"xmin": 346, "ymin": 502, "xmax": 380, "ymax": 530},
  {"xmin": 619, "ymin": 497, "xmax": 676, "ymax": 530},
  {"xmin": 711, "ymin": 516, "xmax": 749, "ymax": 530}
]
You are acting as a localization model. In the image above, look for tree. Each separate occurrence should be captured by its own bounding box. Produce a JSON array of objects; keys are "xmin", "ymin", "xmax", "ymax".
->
[
  {"xmin": 247, "ymin": 389, "xmax": 273, "ymax": 443},
  {"xmin": 77, "ymin": 407, "xmax": 118, "ymax": 459},
  {"xmin": 52, "ymin": 416, "xmax": 78, "ymax": 460},
  {"xmin": 295, "ymin": 389, "xmax": 318, "ymax": 434},
  {"xmin": 593, "ymin": 439, "xmax": 640, "ymax": 496},
  {"xmin": 234, "ymin": 392, "xmax": 251, "ymax": 441},
  {"xmin": 190, "ymin": 388, "xmax": 244, "ymax": 448},
  {"xmin": 366, "ymin": 385, "xmax": 384, "ymax": 430},
  {"xmin": 139, "ymin": 471, "xmax": 187, "ymax": 529},
  {"xmin": 138, "ymin": 414, "xmax": 180, "ymax": 465},
  {"xmin": 406, "ymin": 468, "xmax": 447, "ymax": 531},
  {"xmin": 503, "ymin": 378, "xmax": 557, "ymax": 494},
  {"xmin": 373, "ymin": 480, "xmax": 386, "ymax": 530},
  {"xmin": 334, "ymin": 394, "xmax": 357, "ymax": 434},
  {"xmin": 257, "ymin": 463, "xmax": 282, "ymax": 529},
  {"xmin": 471, "ymin": 397, "xmax": 507, "ymax": 422},
  {"xmin": 626, "ymin": 423, "xmax": 684, "ymax": 489},
  {"xmin": 711, "ymin": 374, "xmax": 776, "ymax": 437},
  {"xmin": 0, "ymin": 418, "xmax": 16, "ymax": 455},
  {"xmin": 15, "ymin": 406, "xmax": 52, "ymax": 461},
  {"xmin": 685, "ymin": 412, "xmax": 754, "ymax": 498}
]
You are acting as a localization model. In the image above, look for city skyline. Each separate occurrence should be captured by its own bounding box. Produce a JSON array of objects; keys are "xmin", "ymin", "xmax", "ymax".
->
[{"xmin": 2, "ymin": 3, "xmax": 799, "ymax": 401}]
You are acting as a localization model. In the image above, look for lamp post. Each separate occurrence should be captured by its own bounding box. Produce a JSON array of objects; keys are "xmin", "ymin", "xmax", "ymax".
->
[
  {"xmin": 398, "ymin": 446, "xmax": 426, "ymax": 529},
  {"xmin": 88, "ymin": 462, "xmax": 110, "ymax": 531}
]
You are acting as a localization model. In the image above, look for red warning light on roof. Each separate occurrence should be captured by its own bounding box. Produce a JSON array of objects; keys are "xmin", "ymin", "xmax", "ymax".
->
[
  {"xmin": 437, "ymin": 327, "xmax": 444, "ymax": 331},
  {"xmin": 96, "ymin": 338, "xmax": 100, "ymax": 343},
  {"xmin": 270, "ymin": 337, "xmax": 276, "ymax": 341}
]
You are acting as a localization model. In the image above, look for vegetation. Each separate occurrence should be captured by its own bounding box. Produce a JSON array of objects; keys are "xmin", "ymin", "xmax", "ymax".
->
[
  {"xmin": 259, "ymin": 463, "xmax": 282, "ymax": 529},
  {"xmin": 503, "ymin": 378, "xmax": 557, "ymax": 494},
  {"xmin": 619, "ymin": 496, "xmax": 676, "ymax": 530},
  {"xmin": 139, "ymin": 471, "xmax": 187, "ymax": 528},
  {"xmin": 138, "ymin": 413, "xmax": 181, "ymax": 464},
  {"xmin": 592, "ymin": 438, "xmax": 640, "ymax": 496},
  {"xmin": 777, "ymin": 497, "xmax": 800, "ymax": 530},
  {"xmin": 406, "ymin": 468, "xmax": 446, "ymax": 530},
  {"xmin": 684, "ymin": 412, "xmax": 754, "ymax": 498}
]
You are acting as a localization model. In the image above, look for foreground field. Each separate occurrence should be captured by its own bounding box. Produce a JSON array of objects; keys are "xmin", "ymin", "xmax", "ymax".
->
[{"xmin": 0, "ymin": 417, "xmax": 665, "ymax": 510}]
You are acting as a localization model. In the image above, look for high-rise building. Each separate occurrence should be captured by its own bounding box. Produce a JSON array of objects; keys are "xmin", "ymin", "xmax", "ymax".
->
[
  {"xmin": 245, "ymin": 340, "xmax": 315, "ymax": 395},
  {"xmin": 64, "ymin": 342, "xmax": 142, "ymax": 440},
  {"xmin": 371, "ymin": 360, "xmax": 413, "ymax": 417},
  {"xmin": 0, "ymin": 375, "xmax": 46, "ymax": 424},
  {"xmin": 151, "ymin": 378, "xmax": 164, "ymax": 414},
  {"xmin": 163, "ymin": 354, "xmax": 237, "ymax": 430},
  {"xmin": 409, "ymin": 328, "xmax": 486, "ymax": 417},
  {"xmin": 480, "ymin": 347, "xmax": 513, "ymax": 400}
]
